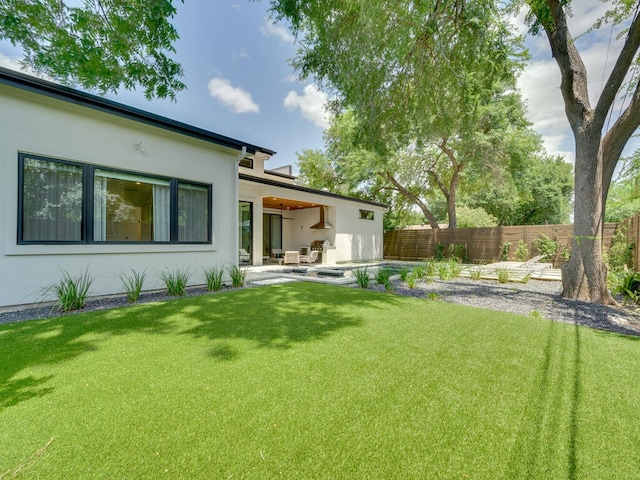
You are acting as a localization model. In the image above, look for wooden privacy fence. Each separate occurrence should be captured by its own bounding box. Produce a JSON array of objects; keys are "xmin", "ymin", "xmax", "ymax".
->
[
  {"xmin": 620, "ymin": 213, "xmax": 640, "ymax": 271},
  {"xmin": 383, "ymin": 223, "xmax": 619, "ymax": 267}
]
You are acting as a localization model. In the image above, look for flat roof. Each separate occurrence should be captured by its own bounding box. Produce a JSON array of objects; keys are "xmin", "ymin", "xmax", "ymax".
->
[
  {"xmin": 240, "ymin": 173, "xmax": 387, "ymax": 209},
  {"xmin": 0, "ymin": 66, "xmax": 276, "ymax": 156}
]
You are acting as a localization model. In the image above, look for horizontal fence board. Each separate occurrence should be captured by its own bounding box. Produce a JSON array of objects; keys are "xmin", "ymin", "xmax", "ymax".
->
[{"xmin": 384, "ymin": 222, "xmax": 620, "ymax": 267}]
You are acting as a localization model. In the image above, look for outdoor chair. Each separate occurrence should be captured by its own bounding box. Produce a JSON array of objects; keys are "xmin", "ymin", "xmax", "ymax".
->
[
  {"xmin": 283, "ymin": 251, "xmax": 300, "ymax": 265},
  {"xmin": 299, "ymin": 250, "xmax": 319, "ymax": 264},
  {"xmin": 239, "ymin": 248, "xmax": 250, "ymax": 263}
]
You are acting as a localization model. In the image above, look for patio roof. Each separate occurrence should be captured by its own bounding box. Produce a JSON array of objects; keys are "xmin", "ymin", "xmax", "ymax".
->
[{"xmin": 239, "ymin": 173, "xmax": 387, "ymax": 209}]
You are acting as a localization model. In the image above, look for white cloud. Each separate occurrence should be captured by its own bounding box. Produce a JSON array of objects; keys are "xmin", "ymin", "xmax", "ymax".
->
[
  {"xmin": 260, "ymin": 18, "xmax": 294, "ymax": 43},
  {"xmin": 0, "ymin": 52, "xmax": 47, "ymax": 79},
  {"xmin": 207, "ymin": 78, "xmax": 259, "ymax": 114},
  {"xmin": 283, "ymin": 84, "xmax": 331, "ymax": 129},
  {"xmin": 0, "ymin": 52, "xmax": 23, "ymax": 71}
]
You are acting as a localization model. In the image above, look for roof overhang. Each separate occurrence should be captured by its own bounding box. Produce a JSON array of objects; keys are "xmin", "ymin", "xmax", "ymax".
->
[{"xmin": 240, "ymin": 173, "xmax": 388, "ymax": 209}]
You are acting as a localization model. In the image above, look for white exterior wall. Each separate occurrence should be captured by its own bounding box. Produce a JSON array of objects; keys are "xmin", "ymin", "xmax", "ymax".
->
[
  {"xmin": 334, "ymin": 203, "xmax": 385, "ymax": 263},
  {"xmin": 239, "ymin": 178, "xmax": 384, "ymax": 264},
  {"xmin": 0, "ymin": 85, "xmax": 238, "ymax": 307}
]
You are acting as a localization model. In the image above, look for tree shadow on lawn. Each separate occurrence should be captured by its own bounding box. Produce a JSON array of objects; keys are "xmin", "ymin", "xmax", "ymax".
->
[
  {"xmin": 415, "ymin": 281, "xmax": 640, "ymax": 337},
  {"xmin": 0, "ymin": 282, "xmax": 401, "ymax": 410}
]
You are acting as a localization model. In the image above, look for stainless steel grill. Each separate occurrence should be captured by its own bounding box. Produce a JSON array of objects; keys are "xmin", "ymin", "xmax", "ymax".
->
[
  {"xmin": 310, "ymin": 240, "xmax": 330, "ymax": 263},
  {"xmin": 310, "ymin": 240, "xmax": 328, "ymax": 251}
]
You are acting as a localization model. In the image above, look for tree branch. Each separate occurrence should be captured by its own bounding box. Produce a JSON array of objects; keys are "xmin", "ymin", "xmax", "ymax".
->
[
  {"xmin": 602, "ymin": 78, "xmax": 640, "ymax": 200},
  {"xmin": 542, "ymin": 0, "xmax": 591, "ymax": 129},
  {"xmin": 595, "ymin": 12, "xmax": 640, "ymax": 127},
  {"xmin": 384, "ymin": 171, "xmax": 440, "ymax": 228}
]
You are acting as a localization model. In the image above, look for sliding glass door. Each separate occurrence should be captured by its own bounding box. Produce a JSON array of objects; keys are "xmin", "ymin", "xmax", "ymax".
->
[
  {"xmin": 239, "ymin": 201, "xmax": 252, "ymax": 264},
  {"xmin": 263, "ymin": 213, "xmax": 282, "ymax": 257}
]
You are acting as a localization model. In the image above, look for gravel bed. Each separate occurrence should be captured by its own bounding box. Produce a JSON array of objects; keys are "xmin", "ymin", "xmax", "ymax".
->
[
  {"xmin": 369, "ymin": 278, "xmax": 640, "ymax": 337},
  {"xmin": 2, "ymin": 278, "xmax": 640, "ymax": 337}
]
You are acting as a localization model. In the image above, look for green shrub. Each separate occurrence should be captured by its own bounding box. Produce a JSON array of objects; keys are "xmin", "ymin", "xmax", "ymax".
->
[
  {"xmin": 455, "ymin": 205, "xmax": 498, "ymax": 228},
  {"xmin": 399, "ymin": 267, "xmax": 410, "ymax": 282},
  {"xmin": 434, "ymin": 242, "xmax": 445, "ymax": 260},
  {"xmin": 160, "ymin": 267, "xmax": 190, "ymax": 296},
  {"xmin": 118, "ymin": 268, "xmax": 147, "ymax": 303},
  {"xmin": 448, "ymin": 244, "xmax": 469, "ymax": 263},
  {"xmin": 515, "ymin": 240, "xmax": 529, "ymax": 262},
  {"xmin": 227, "ymin": 265, "xmax": 246, "ymax": 288},
  {"xmin": 353, "ymin": 267, "xmax": 370, "ymax": 288},
  {"xmin": 469, "ymin": 267, "xmax": 482, "ymax": 281},
  {"xmin": 497, "ymin": 268, "xmax": 510, "ymax": 284},
  {"xmin": 532, "ymin": 233, "xmax": 556, "ymax": 262},
  {"xmin": 437, "ymin": 261, "xmax": 459, "ymax": 281},
  {"xmin": 44, "ymin": 268, "xmax": 94, "ymax": 312},
  {"xmin": 424, "ymin": 260, "xmax": 437, "ymax": 277},
  {"xmin": 406, "ymin": 273, "xmax": 416, "ymax": 289},
  {"xmin": 375, "ymin": 267, "xmax": 392, "ymax": 285},
  {"xmin": 613, "ymin": 270, "xmax": 640, "ymax": 304},
  {"xmin": 532, "ymin": 233, "xmax": 570, "ymax": 266},
  {"xmin": 500, "ymin": 241, "xmax": 511, "ymax": 261},
  {"xmin": 606, "ymin": 225, "xmax": 634, "ymax": 273},
  {"xmin": 203, "ymin": 265, "xmax": 225, "ymax": 291}
]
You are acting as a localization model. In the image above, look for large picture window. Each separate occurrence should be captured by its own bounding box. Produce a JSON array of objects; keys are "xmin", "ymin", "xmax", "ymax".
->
[
  {"xmin": 178, "ymin": 182, "xmax": 210, "ymax": 242},
  {"xmin": 18, "ymin": 154, "xmax": 212, "ymax": 245},
  {"xmin": 20, "ymin": 157, "xmax": 84, "ymax": 242}
]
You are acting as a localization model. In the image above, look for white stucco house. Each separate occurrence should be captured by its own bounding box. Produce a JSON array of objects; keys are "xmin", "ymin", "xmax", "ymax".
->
[{"xmin": 0, "ymin": 67, "xmax": 385, "ymax": 308}]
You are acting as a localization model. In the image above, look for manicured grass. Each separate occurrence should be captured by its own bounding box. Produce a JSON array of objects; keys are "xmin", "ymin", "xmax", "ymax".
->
[{"xmin": 1, "ymin": 282, "xmax": 639, "ymax": 479}]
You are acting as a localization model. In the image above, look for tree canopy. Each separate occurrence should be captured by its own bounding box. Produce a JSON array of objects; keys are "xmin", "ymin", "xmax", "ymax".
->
[
  {"xmin": 267, "ymin": 0, "xmax": 525, "ymax": 149},
  {"xmin": 268, "ymin": 0, "xmax": 531, "ymax": 228},
  {"xmin": 0, "ymin": 0, "xmax": 185, "ymax": 99},
  {"xmin": 298, "ymin": 99, "xmax": 573, "ymax": 231}
]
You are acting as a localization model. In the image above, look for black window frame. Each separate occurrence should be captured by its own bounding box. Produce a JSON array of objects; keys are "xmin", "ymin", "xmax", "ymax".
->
[
  {"xmin": 18, "ymin": 153, "xmax": 213, "ymax": 245},
  {"xmin": 239, "ymin": 157, "xmax": 254, "ymax": 169},
  {"xmin": 359, "ymin": 209, "xmax": 375, "ymax": 221}
]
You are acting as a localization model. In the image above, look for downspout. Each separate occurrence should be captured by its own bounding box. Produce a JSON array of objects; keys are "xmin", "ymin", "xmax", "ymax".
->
[{"xmin": 234, "ymin": 146, "xmax": 246, "ymax": 266}]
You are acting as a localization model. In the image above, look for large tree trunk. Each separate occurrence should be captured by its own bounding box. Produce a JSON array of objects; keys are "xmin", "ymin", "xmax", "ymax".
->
[
  {"xmin": 561, "ymin": 134, "xmax": 616, "ymax": 304},
  {"xmin": 532, "ymin": 0, "xmax": 640, "ymax": 304},
  {"xmin": 446, "ymin": 172, "xmax": 459, "ymax": 228},
  {"xmin": 384, "ymin": 172, "xmax": 441, "ymax": 228}
]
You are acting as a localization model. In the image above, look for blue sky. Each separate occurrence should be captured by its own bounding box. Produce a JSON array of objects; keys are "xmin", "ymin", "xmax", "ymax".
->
[{"xmin": 1, "ymin": 0, "xmax": 638, "ymax": 173}]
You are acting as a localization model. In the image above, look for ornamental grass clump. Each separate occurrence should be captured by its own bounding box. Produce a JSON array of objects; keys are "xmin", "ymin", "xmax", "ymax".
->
[
  {"xmin": 203, "ymin": 265, "xmax": 225, "ymax": 291},
  {"xmin": 437, "ymin": 261, "xmax": 460, "ymax": 281},
  {"xmin": 406, "ymin": 273, "xmax": 417, "ymax": 289},
  {"xmin": 227, "ymin": 265, "xmax": 246, "ymax": 287},
  {"xmin": 44, "ymin": 268, "xmax": 94, "ymax": 312},
  {"xmin": 353, "ymin": 267, "xmax": 370, "ymax": 288},
  {"xmin": 375, "ymin": 267, "xmax": 392, "ymax": 286},
  {"xmin": 118, "ymin": 268, "xmax": 147, "ymax": 303},
  {"xmin": 160, "ymin": 267, "xmax": 190, "ymax": 296},
  {"xmin": 399, "ymin": 267, "xmax": 410, "ymax": 282},
  {"xmin": 469, "ymin": 267, "xmax": 482, "ymax": 281},
  {"xmin": 497, "ymin": 268, "xmax": 510, "ymax": 284}
]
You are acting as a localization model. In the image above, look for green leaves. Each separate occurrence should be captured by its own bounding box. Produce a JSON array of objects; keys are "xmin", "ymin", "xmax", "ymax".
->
[
  {"xmin": 0, "ymin": 0, "xmax": 185, "ymax": 100},
  {"xmin": 270, "ymin": 0, "xmax": 525, "ymax": 146}
]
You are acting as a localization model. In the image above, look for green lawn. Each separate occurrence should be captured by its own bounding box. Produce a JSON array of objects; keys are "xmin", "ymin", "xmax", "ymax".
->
[{"xmin": 1, "ymin": 282, "xmax": 639, "ymax": 479}]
